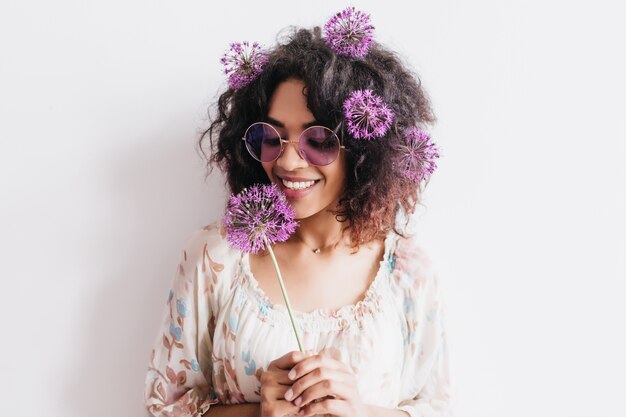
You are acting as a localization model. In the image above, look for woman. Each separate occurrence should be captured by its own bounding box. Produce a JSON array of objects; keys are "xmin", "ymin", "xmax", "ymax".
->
[{"xmin": 145, "ymin": 9, "xmax": 453, "ymax": 417}]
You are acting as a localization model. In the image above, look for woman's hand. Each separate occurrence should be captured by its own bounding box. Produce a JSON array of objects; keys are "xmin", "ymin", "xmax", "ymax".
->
[
  {"xmin": 260, "ymin": 350, "xmax": 315, "ymax": 417},
  {"xmin": 284, "ymin": 351, "xmax": 368, "ymax": 417}
]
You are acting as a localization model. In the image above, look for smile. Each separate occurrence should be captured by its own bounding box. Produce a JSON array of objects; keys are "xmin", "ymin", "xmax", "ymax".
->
[{"xmin": 281, "ymin": 179, "xmax": 317, "ymax": 190}]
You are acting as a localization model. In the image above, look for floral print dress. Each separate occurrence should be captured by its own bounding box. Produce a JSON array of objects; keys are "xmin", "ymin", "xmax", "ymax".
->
[{"xmin": 144, "ymin": 222, "xmax": 453, "ymax": 417}]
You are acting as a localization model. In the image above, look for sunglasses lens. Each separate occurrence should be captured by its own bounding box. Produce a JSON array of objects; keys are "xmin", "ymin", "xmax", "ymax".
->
[
  {"xmin": 300, "ymin": 127, "xmax": 340, "ymax": 166},
  {"xmin": 244, "ymin": 123, "xmax": 282, "ymax": 162}
]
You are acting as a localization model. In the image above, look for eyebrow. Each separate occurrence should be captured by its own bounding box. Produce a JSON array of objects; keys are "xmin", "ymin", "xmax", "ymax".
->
[{"xmin": 265, "ymin": 116, "xmax": 318, "ymax": 129}]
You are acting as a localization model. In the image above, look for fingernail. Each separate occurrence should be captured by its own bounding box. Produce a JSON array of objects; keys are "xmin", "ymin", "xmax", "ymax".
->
[
  {"xmin": 288, "ymin": 369, "xmax": 296, "ymax": 380},
  {"xmin": 294, "ymin": 397, "xmax": 302, "ymax": 406},
  {"xmin": 285, "ymin": 389, "xmax": 293, "ymax": 400}
]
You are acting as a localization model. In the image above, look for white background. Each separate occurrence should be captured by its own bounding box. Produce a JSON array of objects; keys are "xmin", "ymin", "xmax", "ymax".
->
[{"xmin": 1, "ymin": 1, "xmax": 625, "ymax": 416}]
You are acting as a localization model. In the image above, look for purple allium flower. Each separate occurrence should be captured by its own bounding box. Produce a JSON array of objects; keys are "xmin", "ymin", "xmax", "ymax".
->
[
  {"xmin": 324, "ymin": 7, "xmax": 374, "ymax": 58},
  {"xmin": 343, "ymin": 89, "xmax": 394, "ymax": 140},
  {"xmin": 223, "ymin": 184, "xmax": 297, "ymax": 254},
  {"xmin": 398, "ymin": 127, "xmax": 440, "ymax": 183},
  {"xmin": 220, "ymin": 41, "xmax": 268, "ymax": 89}
]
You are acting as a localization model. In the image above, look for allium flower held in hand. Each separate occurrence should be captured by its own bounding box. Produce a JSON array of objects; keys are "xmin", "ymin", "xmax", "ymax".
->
[
  {"xmin": 343, "ymin": 89, "xmax": 394, "ymax": 140},
  {"xmin": 223, "ymin": 184, "xmax": 297, "ymax": 254},
  {"xmin": 398, "ymin": 127, "xmax": 441, "ymax": 183},
  {"xmin": 324, "ymin": 7, "xmax": 374, "ymax": 58},
  {"xmin": 220, "ymin": 41, "xmax": 268, "ymax": 89},
  {"xmin": 223, "ymin": 184, "xmax": 303, "ymax": 351}
]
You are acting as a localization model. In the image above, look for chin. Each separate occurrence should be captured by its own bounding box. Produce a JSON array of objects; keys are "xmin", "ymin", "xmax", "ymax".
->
[
  {"xmin": 292, "ymin": 207, "xmax": 319, "ymax": 220},
  {"xmin": 293, "ymin": 202, "xmax": 339, "ymax": 221}
]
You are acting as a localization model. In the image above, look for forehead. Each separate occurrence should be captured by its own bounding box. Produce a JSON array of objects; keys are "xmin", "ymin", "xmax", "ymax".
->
[{"xmin": 267, "ymin": 79, "xmax": 315, "ymax": 125}]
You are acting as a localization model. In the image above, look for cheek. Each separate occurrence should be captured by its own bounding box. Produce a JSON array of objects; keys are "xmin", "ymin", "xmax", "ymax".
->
[
  {"xmin": 324, "ymin": 165, "xmax": 347, "ymax": 188},
  {"xmin": 261, "ymin": 162, "xmax": 275, "ymax": 181}
]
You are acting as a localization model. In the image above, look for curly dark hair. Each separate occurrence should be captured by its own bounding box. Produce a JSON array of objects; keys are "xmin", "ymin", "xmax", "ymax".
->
[{"xmin": 198, "ymin": 26, "xmax": 436, "ymax": 247}]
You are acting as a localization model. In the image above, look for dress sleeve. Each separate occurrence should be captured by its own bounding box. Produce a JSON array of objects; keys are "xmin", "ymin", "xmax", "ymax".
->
[
  {"xmin": 393, "ymin": 243, "xmax": 455, "ymax": 417},
  {"xmin": 144, "ymin": 228, "xmax": 221, "ymax": 417}
]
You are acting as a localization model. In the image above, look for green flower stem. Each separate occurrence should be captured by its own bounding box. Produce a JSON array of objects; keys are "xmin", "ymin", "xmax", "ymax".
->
[{"xmin": 263, "ymin": 236, "xmax": 303, "ymax": 352}]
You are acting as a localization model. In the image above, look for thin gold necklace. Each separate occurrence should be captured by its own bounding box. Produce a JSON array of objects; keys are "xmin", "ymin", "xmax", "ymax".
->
[{"xmin": 295, "ymin": 229, "xmax": 345, "ymax": 254}]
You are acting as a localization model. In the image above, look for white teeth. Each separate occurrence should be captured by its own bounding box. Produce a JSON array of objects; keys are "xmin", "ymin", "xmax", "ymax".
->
[{"xmin": 281, "ymin": 179, "xmax": 316, "ymax": 190}]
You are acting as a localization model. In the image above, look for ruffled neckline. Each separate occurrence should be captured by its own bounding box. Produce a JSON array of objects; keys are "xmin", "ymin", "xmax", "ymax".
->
[{"xmin": 239, "ymin": 231, "xmax": 399, "ymax": 331}]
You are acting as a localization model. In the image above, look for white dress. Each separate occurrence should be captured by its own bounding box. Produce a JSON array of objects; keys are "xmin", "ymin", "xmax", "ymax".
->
[{"xmin": 144, "ymin": 221, "xmax": 454, "ymax": 416}]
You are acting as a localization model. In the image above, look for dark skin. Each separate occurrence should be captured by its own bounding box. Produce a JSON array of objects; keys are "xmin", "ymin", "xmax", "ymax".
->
[
  {"xmin": 249, "ymin": 79, "xmax": 409, "ymax": 417},
  {"xmin": 259, "ymin": 349, "xmax": 410, "ymax": 417}
]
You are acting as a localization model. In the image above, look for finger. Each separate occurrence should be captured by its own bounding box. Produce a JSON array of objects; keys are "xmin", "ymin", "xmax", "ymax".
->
[
  {"xmin": 288, "ymin": 368, "xmax": 352, "ymax": 404},
  {"xmin": 294, "ymin": 379, "xmax": 353, "ymax": 408},
  {"xmin": 261, "ymin": 381, "xmax": 306, "ymax": 410},
  {"xmin": 270, "ymin": 350, "xmax": 314, "ymax": 371},
  {"xmin": 287, "ymin": 353, "xmax": 351, "ymax": 383},
  {"xmin": 317, "ymin": 350, "xmax": 353, "ymax": 372},
  {"xmin": 298, "ymin": 398, "xmax": 345, "ymax": 417},
  {"xmin": 277, "ymin": 399, "xmax": 301, "ymax": 417},
  {"xmin": 261, "ymin": 368, "xmax": 293, "ymax": 390},
  {"xmin": 261, "ymin": 398, "xmax": 300, "ymax": 417}
]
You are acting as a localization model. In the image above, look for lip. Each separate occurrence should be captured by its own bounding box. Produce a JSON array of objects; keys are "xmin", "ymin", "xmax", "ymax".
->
[
  {"xmin": 277, "ymin": 175, "xmax": 321, "ymax": 182},
  {"xmin": 275, "ymin": 175, "xmax": 320, "ymax": 200}
]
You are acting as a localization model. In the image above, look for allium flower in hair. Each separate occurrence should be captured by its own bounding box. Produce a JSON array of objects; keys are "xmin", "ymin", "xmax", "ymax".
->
[
  {"xmin": 223, "ymin": 184, "xmax": 303, "ymax": 352},
  {"xmin": 343, "ymin": 89, "xmax": 394, "ymax": 140},
  {"xmin": 220, "ymin": 41, "xmax": 268, "ymax": 89},
  {"xmin": 223, "ymin": 184, "xmax": 297, "ymax": 254},
  {"xmin": 398, "ymin": 127, "xmax": 441, "ymax": 183},
  {"xmin": 324, "ymin": 7, "xmax": 374, "ymax": 58}
]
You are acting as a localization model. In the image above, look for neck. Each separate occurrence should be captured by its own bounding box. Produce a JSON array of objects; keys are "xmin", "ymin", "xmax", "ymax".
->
[{"xmin": 292, "ymin": 206, "xmax": 346, "ymax": 251}]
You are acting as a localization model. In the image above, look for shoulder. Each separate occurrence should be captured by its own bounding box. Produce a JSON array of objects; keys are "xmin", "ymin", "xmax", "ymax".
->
[
  {"xmin": 179, "ymin": 220, "xmax": 239, "ymax": 266},
  {"xmin": 391, "ymin": 233, "xmax": 437, "ymax": 287},
  {"xmin": 390, "ymin": 233, "xmax": 446, "ymax": 324},
  {"xmin": 388, "ymin": 232, "xmax": 444, "ymax": 310},
  {"xmin": 176, "ymin": 220, "xmax": 242, "ymax": 294}
]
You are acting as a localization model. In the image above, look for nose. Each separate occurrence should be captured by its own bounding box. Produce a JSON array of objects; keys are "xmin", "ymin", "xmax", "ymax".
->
[{"xmin": 275, "ymin": 140, "xmax": 308, "ymax": 171}]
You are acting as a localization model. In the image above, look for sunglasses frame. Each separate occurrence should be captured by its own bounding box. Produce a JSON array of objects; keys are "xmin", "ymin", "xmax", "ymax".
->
[{"xmin": 241, "ymin": 121, "xmax": 345, "ymax": 166}]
